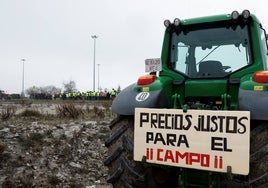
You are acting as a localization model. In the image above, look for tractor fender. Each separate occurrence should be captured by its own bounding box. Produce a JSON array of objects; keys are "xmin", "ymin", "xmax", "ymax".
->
[
  {"xmin": 112, "ymin": 83, "xmax": 168, "ymax": 115},
  {"xmin": 239, "ymin": 88, "xmax": 268, "ymax": 120}
]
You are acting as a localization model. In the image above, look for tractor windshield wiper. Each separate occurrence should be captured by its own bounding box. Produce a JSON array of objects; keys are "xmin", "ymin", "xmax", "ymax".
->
[{"xmin": 196, "ymin": 45, "xmax": 220, "ymax": 65}]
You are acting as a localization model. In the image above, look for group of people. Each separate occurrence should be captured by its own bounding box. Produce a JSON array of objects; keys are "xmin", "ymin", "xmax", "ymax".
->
[
  {"xmin": 1, "ymin": 88, "xmax": 119, "ymax": 100},
  {"xmin": 61, "ymin": 89, "xmax": 117, "ymax": 100}
]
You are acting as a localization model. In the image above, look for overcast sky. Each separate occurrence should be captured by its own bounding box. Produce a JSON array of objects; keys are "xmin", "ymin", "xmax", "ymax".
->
[{"xmin": 0, "ymin": 0, "xmax": 267, "ymax": 94}]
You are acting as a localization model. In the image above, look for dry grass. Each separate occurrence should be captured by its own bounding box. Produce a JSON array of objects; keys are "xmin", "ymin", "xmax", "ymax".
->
[
  {"xmin": 56, "ymin": 103, "xmax": 83, "ymax": 119},
  {"xmin": 0, "ymin": 100, "xmax": 115, "ymax": 122},
  {"xmin": 14, "ymin": 99, "xmax": 33, "ymax": 106},
  {"xmin": 93, "ymin": 106, "xmax": 105, "ymax": 118},
  {"xmin": 55, "ymin": 101, "xmax": 114, "ymax": 120},
  {"xmin": 0, "ymin": 105, "xmax": 17, "ymax": 121},
  {"xmin": 19, "ymin": 108, "xmax": 42, "ymax": 117}
]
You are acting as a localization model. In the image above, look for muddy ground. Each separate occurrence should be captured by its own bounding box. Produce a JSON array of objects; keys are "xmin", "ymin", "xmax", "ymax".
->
[{"xmin": 0, "ymin": 100, "xmax": 113, "ymax": 188}]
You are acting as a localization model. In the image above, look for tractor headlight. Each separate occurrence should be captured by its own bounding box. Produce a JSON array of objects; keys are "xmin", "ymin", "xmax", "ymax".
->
[
  {"xmin": 242, "ymin": 10, "xmax": 250, "ymax": 19},
  {"xmin": 164, "ymin": 20, "xmax": 171, "ymax": 28},
  {"xmin": 231, "ymin": 10, "xmax": 239, "ymax": 20},
  {"xmin": 174, "ymin": 18, "xmax": 181, "ymax": 27}
]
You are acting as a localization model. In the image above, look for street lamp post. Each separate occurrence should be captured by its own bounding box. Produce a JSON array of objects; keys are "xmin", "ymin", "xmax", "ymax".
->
[
  {"xmin": 97, "ymin": 64, "xmax": 100, "ymax": 91},
  {"xmin": 21, "ymin": 59, "xmax": 26, "ymax": 97},
  {"xmin": 91, "ymin": 35, "xmax": 98, "ymax": 91}
]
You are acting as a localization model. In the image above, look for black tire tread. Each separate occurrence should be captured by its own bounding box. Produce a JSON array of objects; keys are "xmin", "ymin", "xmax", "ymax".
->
[
  {"xmin": 248, "ymin": 121, "xmax": 268, "ymax": 187},
  {"xmin": 105, "ymin": 116, "xmax": 146, "ymax": 187}
]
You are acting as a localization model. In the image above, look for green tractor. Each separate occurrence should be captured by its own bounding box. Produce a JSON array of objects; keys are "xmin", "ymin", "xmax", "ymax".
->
[{"xmin": 105, "ymin": 10, "xmax": 268, "ymax": 188}]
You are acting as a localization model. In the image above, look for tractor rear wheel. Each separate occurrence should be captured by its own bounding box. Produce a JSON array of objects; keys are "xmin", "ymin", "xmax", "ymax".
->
[
  {"xmin": 104, "ymin": 116, "xmax": 179, "ymax": 188},
  {"xmin": 248, "ymin": 121, "xmax": 268, "ymax": 187},
  {"xmin": 221, "ymin": 120, "xmax": 268, "ymax": 188}
]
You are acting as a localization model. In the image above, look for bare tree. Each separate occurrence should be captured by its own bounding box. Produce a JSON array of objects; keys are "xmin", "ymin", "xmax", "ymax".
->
[
  {"xmin": 63, "ymin": 80, "xmax": 77, "ymax": 93},
  {"xmin": 26, "ymin": 85, "xmax": 61, "ymax": 99},
  {"xmin": 43, "ymin": 85, "xmax": 61, "ymax": 95}
]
